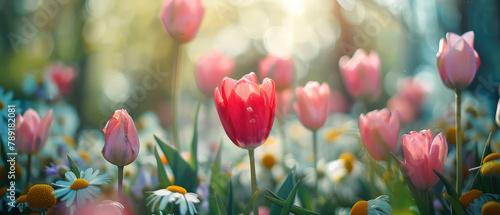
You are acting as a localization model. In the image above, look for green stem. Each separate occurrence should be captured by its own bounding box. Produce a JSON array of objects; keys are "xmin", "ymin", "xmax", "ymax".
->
[
  {"xmin": 427, "ymin": 189, "xmax": 435, "ymax": 215},
  {"xmin": 171, "ymin": 42, "xmax": 183, "ymax": 149},
  {"xmin": 312, "ymin": 130, "xmax": 318, "ymax": 195},
  {"xmin": 118, "ymin": 165, "xmax": 124, "ymax": 201},
  {"xmin": 279, "ymin": 119, "xmax": 287, "ymax": 170},
  {"xmin": 26, "ymin": 154, "xmax": 32, "ymax": 188},
  {"xmin": 248, "ymin": 149, "xmax": 259, "ymax": 215},
  {"xmin": 455, "ymin": 90, "xmax": 463, "ymax": 196}
]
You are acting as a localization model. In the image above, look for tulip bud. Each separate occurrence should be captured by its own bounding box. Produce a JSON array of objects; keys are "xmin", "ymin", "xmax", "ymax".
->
[
  {"xmin": 47, "ymin": 63, "xmax": 78, "ymax": 96},
  {"xmin": 436, "ymin": 31, "xmax": 480, "ymax": 91},
  {"xmin": 159, "ymin": 0, "xmax": 205, "ymax": 44},
  {"xmin": 293, "ymin": 82, "xmax": 330, "ymax": 131},
  {"xmin": 400, "ymin": 130, "xmax": 448, "ymax": 189},
  {"xmin": 195, "ymin": 50, "xmax": 235, "ymax": 97},
  {"xmin": 15, "ymin": 109, "xmax": 54, "ymax": 154},
  {"xmin": 102, "ymin": 109, "xmax": 140, "ymax": 166},
  {"xmin": 259, "ymin": 55, "xmax": 295, "ymax": 91},
  {"xmin": 339, "ymin": 49, "xmax": 381, "ymax": 101},
  {"xmin": 214, "ymin": 72, "xmax": 276, "ymax": 150},
  {"xmin": 358, "ymin": 109, "xmax": 399, "ymax": 161}
]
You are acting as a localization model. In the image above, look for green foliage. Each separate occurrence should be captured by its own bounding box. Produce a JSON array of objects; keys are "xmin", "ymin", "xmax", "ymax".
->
[
  {"xmin": 67, "ymin": 154, "xmax": 80, "ymax": 178},
  {"xmin": 190, "ymin": 103, "xmax": 201, "ymax": 172},
  {"xmin": 265, "ymin": 189, "xmax": 319, "ymax": 215},
  {"xmin": 243, "ymin": 189, "xmax": 259, "ymax": 215},
  {"xmin": 154, "ymin": 147, "xmax": 171, "ymax": 187},
  {"xmin": 269, "ymin": 168, "xmax": 296, "ymax": 214}
]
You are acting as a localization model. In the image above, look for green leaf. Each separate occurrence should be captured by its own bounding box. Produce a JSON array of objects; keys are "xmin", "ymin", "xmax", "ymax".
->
[
  {"xmin": 442, "ymin": 192, "xmax": 466, "ymax": 215},
  {"xmin": 390, "ymin": 152, "xmax": 426, "ymax": 215},
  {"xmin": 471, "ymin": 133, "xmax": 493, "ymax": 191},
  {"xmin": 154, "ymin": 147, "xmax": 171, "ymax": 187},
  {"xmin": 67, "ymin": 154, "xmax": 80, "ymax": 178},
  {"xmin": 280, "ymin": 180, "xmax": 301, "ymax": 215},
  {"xmin": 264, "ymin": 195, "xmax": 319, "ymax": 215},
  {"xmin": 243, "ymin": 189, "xmax": 259, "ymax": 215},
  {"xmin": 270, "ymin": 168, "xmax": 296, "ymax": 214},
  {"xmin": 227, "ymin": 180, "xmax": 234, "ymax": 215},
  {"xmin": 297, "ymin": 183, "xmax": 313, "ymax": 210},
  {"xmin": 213, "ymin": 187, "xmax": 228, "ymax": 215},
  {"xmin": 155, "ymin": 136, "xmax": 198, "ymax": 192},
  {"xmin": 190, "ymin": 103, "xmax": 201, "ymax": 172},
  {"xmin": 209, "ymin": 142, "xmax": 229, "ymax": 214},
  {"xmin": 0, "ymin": 137, "xmax": 8, "ymax": 166},
  {"xmin": 432, "ymin": 169, "xmax": 459, "ymax": 201}
]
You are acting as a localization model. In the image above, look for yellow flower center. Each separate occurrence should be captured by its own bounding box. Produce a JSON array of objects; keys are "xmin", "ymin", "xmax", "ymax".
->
[
  {"xmin": 350, "ymin": 200, "xmax": 368, "ymax": 215},
  {"xmin": 166, "ymin": 185, "xmax": 187, "ymax": 194},
  {"xmin": 325, "ymin": 129, "xmax": 345, "ymax": 142},
  {"xmin": 483, "ymin": 153, "xmax": 500, "ymax": 164},
  {"xmin": 481, "ymin": 160, "xmax": 500, "ymax": 176},
  {"xmin": 79, "ymin": 150, "xmax": 91, "ymax": 163},
  {"xmin": 459, "ymin": 189, "xmax": 483, "ymax": 208},
  {"xmin": 0, "ymin": 99, "xmax": 4, "ymax": 110},
  {"xmin": 70, "ymin": 178, "xmax": 90, "ymax": 190},
  {"xmin": 445, "ymin": 126, "xmax": 465, "ymax": 145},
  {"xmin": 261, "ymin": 153, "xmax": 277, "ymax": 170},
  {"xmin": 482, "ymin": 201, "xmax": 500, "ymax": 215},
  {"xmin": 339, "ymin": 152, "xmax": 356, "ymax": 174},
  {"xmin": 26, "ymin": 184, "xmax": 56, "ymax": 209},
  {"xmin": 63, "ymin": 135, "xmax": 76, "ymax": 148},
  {"xmin": 17, "ymin": 195, "xmax": 28, "ymax": 203},
  {"xmin": 0, "ymin": 187, "xmax": 7, "ymax": 197},
  {"xmin": 0, "ymin": 164, "xmax": 23, "ymax": 181}
]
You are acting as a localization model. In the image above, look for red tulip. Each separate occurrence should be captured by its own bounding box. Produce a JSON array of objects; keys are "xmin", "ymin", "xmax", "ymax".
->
[
  {"xmin": 159, "ymin": 0, "xmax": 205, "ymax": 44},
  {"xmin": 15, "ymin": 109, "xmax": 54, "ymax": 154},
  {"xmin": 400, "ymin": 130, "xmax": 448, "ymax": 189},
  {"xmin": 294, "ymin": 82, "xmax": 330, "ymax": 131},
  {"xmin": 436, "ymin": 31, "xmax": 480, "ymax": 91},
  {"xmin": 339, "ymin": 49, "xmax": 381, "ymax": 101},
  {"xmin": 47, "ymin": 63, "xmax": 78, "ymax": 96},
  {"xmin": 102, "ymin": 109, "xmax": 140, "ymax": 166},
  {"xmin": 195, "ymin": 50, "xmax": 235, "ymax": 96},
  {"xmin": 359, "ymin": 109, "xmax": 400, "ymax": 161},
  {"xmin": 214, "ymin": 72, "xmax": 276, "ymax": 149},
  {"xmin": 259, "ymin": 55, "xmax": 295, "ymax": 91}
]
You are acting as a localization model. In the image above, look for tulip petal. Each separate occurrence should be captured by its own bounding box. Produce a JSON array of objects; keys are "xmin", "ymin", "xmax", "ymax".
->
[
  {"xmin": 214, "ymin": 88, "xmax": 238, "ymax": 145},
  {"xmin": 443, "ymin": 38, "xmax": 477, "ymax": 90},
  {"xmin": 461, "ymin": 31, "xmax": 474, "ymax": 48}
]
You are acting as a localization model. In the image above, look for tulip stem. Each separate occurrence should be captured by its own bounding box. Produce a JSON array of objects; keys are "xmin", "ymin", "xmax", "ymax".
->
[
  {"xmin": 421, "ymin": 189, "xmax": 435, "ymax": 215},
  {"xmin": 26, "ymin": 154, "xmax": 32, "ymax": 188},
  {"xmin": 171, "ymin": 42, "xmax": 183, "ymax": 149},
  {"xmin": 248, "ymin": 149, "xmax": 259, "ymax": 215},
  {"xmin": 278, "ymin": 118, "xmax": 287, "ymax": 170},
  {"xmin": 312, "ymin": 130, "xmax": 318, "ymax": 195},
  {"xmin": 118, "ymin": 165, "xmax": 124, "ymax": 201},
  {"xmin": 455, "ymin": 90, "xmax": 463, "ymax": 196}
]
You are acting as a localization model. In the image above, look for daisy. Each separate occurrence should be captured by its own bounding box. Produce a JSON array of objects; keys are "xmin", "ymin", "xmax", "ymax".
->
[
  {"xmin": 350, "ymin": 195, "xmax": 392, "ymax": 215},
  {"xmin": 52, "ymin": 168, "xmax": 110, "ymax": 210},
  {"xmin": 26, "ymin": 184, "xmax": 57, "ymax": 215},
  {"xmin": 7, "ymin": 194, "xmax": 28, "ymax": 213},
  {"xmin": 146, "ymin": 185, "xmax": 200, "ymax": 215}
]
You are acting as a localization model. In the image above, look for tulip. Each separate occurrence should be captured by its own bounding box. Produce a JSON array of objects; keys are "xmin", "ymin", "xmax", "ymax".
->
[
  {"xmin": 397, "ymin": 78, "xmax": 426, "ymax": 107},
  {"xmin": 214, "ymin": 72, "xmax": 275, "ymax": 214},
  {"xmin": 496, "ymin": 97, "xmax": 500, "ymax": 128},
  {"xmin": 259, "ymin": 55, "xmax": 295, "ymax": 91},
  {"xmin": 16, "ymin": 108, "xmax": 53, "ymax": 186},
  {"xmin": 159, "ymin": 0, "xmax": 205, "ymax": 44},
  {"xmin": 358, "ymin": 109, "xmax": 400, "ymax": 161},
  {"xmin": 16, "ymin": 108, "xmax": 54, "ymax": 154},
  {"xmin": 294, "ymin": 82, "xmax": 330, "ymax": 131},
  {"xmin": 47, "ymin": 63, "xmax": 78, "ymax": 96},
  {"xmin": 436, "ymin": 31, "xmax": 480, "ymax": 91},
  {"xmin": 195, "ymin": 50, "xmax": 235, "ymax": 97},
  {"xmin": 436, "ymin": 31, "xmax": 479, "ymax": 195},
  {"xmin": 387, "ymin": 95, "xmax": 416, "ymax": 124},
  {"xmin": 339, "ymin": 49, "xmax": 381, "ymax": 101},
  {"xmin": 102, "ymin": 109, "xmax": 140, "ymax": 200},
  {"xmin": 275, "ymin": 89, "xmax": 293, "ymax": 120},
  {"xmin": 400, "ymin": 130, "xmax": 448, "ymax": 190}
]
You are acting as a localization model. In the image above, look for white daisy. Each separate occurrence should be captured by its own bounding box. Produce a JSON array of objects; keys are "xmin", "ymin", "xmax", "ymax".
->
[
  {"xmin": 146, "ymin": 185, "xmax": 200, "ymax": 215},
  {"xmin": 350, "ymin": 195, "xmax": 392, "ymax": 215},
  {"xmin": 52, "ymin": 168, "xmax": 111, "ymax": 210}
]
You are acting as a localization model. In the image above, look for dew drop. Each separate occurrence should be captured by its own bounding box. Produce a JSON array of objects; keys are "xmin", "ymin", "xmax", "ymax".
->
[
  {"xmin": 249, "ymin": 119, "xmax": 256, "ymax": 123},
  {"xmin": 247, "ymin": 107, "xmax": 253, "ymax": 113}
]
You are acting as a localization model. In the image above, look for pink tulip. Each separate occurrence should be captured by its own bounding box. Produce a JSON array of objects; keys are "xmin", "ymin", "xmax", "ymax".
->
[
  {"xmin": 339, "ymin": 49, "xmax": 381, "ymax": 101},
  {"xmin": 358, "ymin": 109, "xmax": 400, "ymax": 161},
  {"xmin": 47, "ymin": 63, "xmax": 78, "ymax": 96},
  {"xmin": 276, "ymin": 88, "xmax": 293, "ymax": 120},
  {"xmin": 387, "ymin": 95, "xmax": 416, "ymax": 124},
  {"xmin": 102, "ymin": 109, "xmax": 140, "ymax": 166},
  {"xmin": 294, "ymin": 82, "xmax": 330, "ymax": 131},
  {"xmin": 159, "ymin": 0, "xmax": 205, "ymax": 44},
  {"xmin": 214, "ymin": 72, "xmax": 276, "ymax": 150},
  {"xmin": 93, "ymin": 200, "xmax": 125, "ymax": 215},
  {"xmin": 328, "ymin": 90, "xmax": 349, "ymax": 113},
  {"xmin": 259, "ymin": 55, "xmax": 295, "ymax": 91},
  {"xmin": 195, "ymin": 50, "xmax": 235, "ymax": 96},
  {"xmin": 436, "ymin": 31, "xmax": 480, "ymax": 91},
  {"xmin": 400, "ymin": 130, "xmax": 448, "ymax": 189},
  {"xmin": 15, "ymin": 109, "xmax": 54, "ymax": 154},
  {"xmin": 397, "ymin": 78, "xmax": 426, "ymax": 107}
]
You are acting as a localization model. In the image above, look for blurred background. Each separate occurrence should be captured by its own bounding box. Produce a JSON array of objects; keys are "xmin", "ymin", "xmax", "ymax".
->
[{"xmin": 1, "ymin": 0, "xmax": 500, "ymax": 130}]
